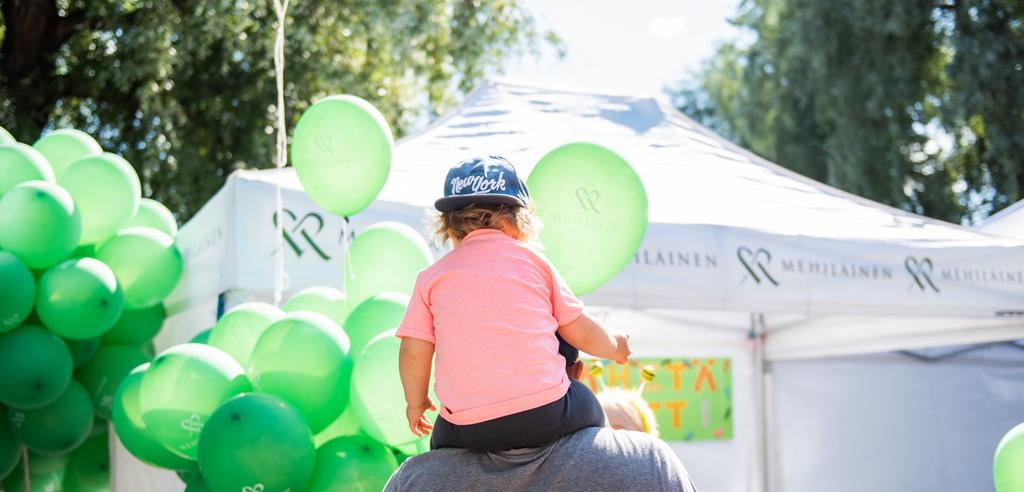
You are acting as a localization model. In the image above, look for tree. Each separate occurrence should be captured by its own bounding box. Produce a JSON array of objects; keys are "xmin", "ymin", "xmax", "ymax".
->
[
  {"xmin": 0, "ymin": 0, "xmax": 549, "ymax": 220},
  {"xmin": 673, "ymin": 0, "xmax": 1024, "ymax": 223}
]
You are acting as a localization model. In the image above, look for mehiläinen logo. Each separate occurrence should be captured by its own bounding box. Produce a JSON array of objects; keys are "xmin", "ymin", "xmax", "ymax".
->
[
  {"xmin": 737, "ymin": 246, "xmax": 778, "ymax": 286},
  {"xmin": 905, "ymin": 256, "xmax": 940, "ymax": 292},
  {"xmin": 271, "ymin": 209, "xmax": 331, "ymax": 261}
]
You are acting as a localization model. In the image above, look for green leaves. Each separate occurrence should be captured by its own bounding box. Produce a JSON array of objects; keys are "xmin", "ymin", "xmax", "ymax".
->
[
  {"xmin": 0, "ymin": 0, "xmax": 545, "ymax": 221},
  {"xmin": 674, "ymin": 0, "xmax": 1024, "ymax": 223}
]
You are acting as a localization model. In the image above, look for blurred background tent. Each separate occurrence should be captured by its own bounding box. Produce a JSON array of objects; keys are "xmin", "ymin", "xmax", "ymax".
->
[{"xmin": 126, "ymin": 81, "xmax": 1024, "ymax": 492}]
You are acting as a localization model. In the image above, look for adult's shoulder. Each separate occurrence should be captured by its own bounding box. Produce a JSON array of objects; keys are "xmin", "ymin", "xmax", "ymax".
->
[{"xmin": 384, "ymin": 427, "xmax": 696, "ymax": 492}]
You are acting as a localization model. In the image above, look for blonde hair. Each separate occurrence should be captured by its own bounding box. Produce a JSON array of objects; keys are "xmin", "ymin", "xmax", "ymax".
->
[
  {"xmin": 433, "ymin": 203, "xmax": 541, "ymax": 245},
  {"xmin": 597, "ymin": 388, "xmax": 659, "ymax": 437}
]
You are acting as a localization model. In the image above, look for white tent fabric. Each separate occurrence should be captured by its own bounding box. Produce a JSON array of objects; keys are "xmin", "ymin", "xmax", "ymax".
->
[
  {"xmin": 981, "ymin": 199, "xmax": 1024, "ymax": 238},
  {"xmin": 117, "ymin": 81, "xmax": 1024, "ymax": 492}
]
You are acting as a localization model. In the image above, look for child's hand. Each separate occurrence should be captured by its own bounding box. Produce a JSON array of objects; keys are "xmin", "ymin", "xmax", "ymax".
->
[
  {"xmin": 406, "ymin": 400, "xmax": 437, "ymax": 437},
  {"xmin": 611, "ymin": 333, "xmax": 631, "ymax": 364}
]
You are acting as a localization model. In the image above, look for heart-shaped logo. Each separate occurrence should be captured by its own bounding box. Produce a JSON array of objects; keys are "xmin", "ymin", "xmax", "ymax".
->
[
  {"xmin": 9, "ymin": 412, "xmax": 25, "ymax": 428},
  {"xmin": 179, "ymin": 414, "xmax": 203, "ymax": 435},
  {"xmin": 313, "ymin": 135, "xmax": 335, "ymax": 153},
  {"xmin": 242, "ymin": 484, "xmax": 265, "ymax": 492},
  {"xmin": 736, "ymin": 246, "xmax": 779, "ymax": 286},
  {"xmin": 575, "ymin": 187, "xmax": 601, "ymax": 214}
]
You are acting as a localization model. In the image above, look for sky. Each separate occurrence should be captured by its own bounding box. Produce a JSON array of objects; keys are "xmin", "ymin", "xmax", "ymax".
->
[{"xmin": 505, "ymin": 0, "xmax": 743, "ymax": 97}]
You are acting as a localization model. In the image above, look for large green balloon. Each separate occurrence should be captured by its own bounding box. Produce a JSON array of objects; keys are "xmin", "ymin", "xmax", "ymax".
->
[
  {"xmin": 7, "ymin": 380, "xmax": 94, "ymax": 455},
  {"xmin": 197, "ymin": 393, "xmax": 316, "ymax": 492},
  {"xmin": 0, "ymin": 126, "xmax": 14, "ymax": 144},
  {"xmin": 36, "ymin": 258, "xmax": 124, "ymax": 340},
  {"xmin": 66, "ymin": 433, "xmax": 109, "ymax": 490},
  {"xmin": 125, "ymin": 198, "xmax": 178, "ymax": 238},
  {"xmin": 0, "ymin": 251, "xmax": 35, "ymax": 332},
  {"xmin": 207, "ymin": 302, "xmax": 284, "ymax": 368},
  {"xmin": 78, "ymin": 345, "xmax": 151, "ymax": 420},
  {"xmin": 248, "ymin": 312, "xmax": 352, "ymax": 433},
  {"xmin": 314, "ymin": 405, "xmax": 362, "ymax": 447},
  {"xmin": 66, "ymin": 338, "xmax": 101, "ymax": 368},
  {"xmin": 25, "ymin": 450, "xmax": 71, "ymax": 474},
  {"xmin": 305, "ymin": 435, "xmax": 398, "ymax": 492},
  {"xmin": 291, "ymin": 95, "xmax": 394, "ymax": 217},
  {"xmin": 351, "ymin": 330, "xmax": 435, "ymax": 447},
  {"xmin": 0, "ymin": 325, "xmax": 72, "ymax": 409},
  {"xmin": 0, "ymin": 181, "xmax": 81, "ymax": 269},
  {"xmin": 189, "ymin": 328, "xmax": 212, "ymax": 344},
  {"xmin": 0, "ymin": 143, "xmax": 54, "ymax": 196},
  {"xmin": 342, "ymin": 292, "xmax": 409, "ymax": 358},
  {"xmin": 527, "ymin": 142, "xmax": 648, "ymax": 295},
  {"xmin": 344, "ymin": 222, "xmax": 432, "ymax": 309},
  {"xmin": 102, "ymin": 304, "xmax": 165, "ymax": 346},
  {"xmin": 283, "ymin": 286, "xmax": 349, "ymax": 328},
  {"xmin": 0, "ymin": 406, "xmax": 20, "ymax": 481},
  {"xmin": 32, "ymin": 129, "xmax": 102, "ymax": 178},
  {"xmin": 58, "ymin": 153, "xmax": 141, "ymax": 245},
  {"xmin": 138, "ymin": 344, "xmax": 251, "ymax": 460},
  {"xmin": 995, "ymin": 422, "xmax": 1024, "ymax": 491},
  {"xmin": 184, "ymin": 475, "xmax": 214, "ymax": 492},
  {"xmin": 111, "ymin": 365, "xmax": 196, "ymax": 471},
  {"xmin": 95, "ymin": 228, "xmax": 182, "ymax": 309}
]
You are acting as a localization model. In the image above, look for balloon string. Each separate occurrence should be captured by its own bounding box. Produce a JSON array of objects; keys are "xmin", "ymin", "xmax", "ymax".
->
[
  {"xmin": 21, "ymin": 447, "xmax": 29, "ymax": 492},
  {"xmin": 271, "ymin": 0, "xmax": 290, "ymax": 306},
  {"xmin": 343, "ymin": 216, "xmax": 354, "ymax": 292}
]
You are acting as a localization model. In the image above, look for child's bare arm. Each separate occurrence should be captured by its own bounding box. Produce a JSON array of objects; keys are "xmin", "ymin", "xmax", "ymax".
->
[
  {"xmin": 557, "ymin": 313, "xmax": 631, "ymax": 364},
  {"xmin": 399, "ymin": 337, "xmax": 436, "ymax": 436}
]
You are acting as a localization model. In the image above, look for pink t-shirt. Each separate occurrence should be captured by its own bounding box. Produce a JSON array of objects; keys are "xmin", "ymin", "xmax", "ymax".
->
[{"xmin": 396, "ymin": 228, "xmax": 584, "ymax": 425}]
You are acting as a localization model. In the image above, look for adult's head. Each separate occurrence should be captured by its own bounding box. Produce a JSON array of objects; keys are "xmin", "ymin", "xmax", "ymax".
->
[
  {"xmin": 384, "ymin": 426, "xmax": 697, "ymax": 492},
  {"xmin": 597, "ymin": 387, "xmax": 660, "ymax": 437}
]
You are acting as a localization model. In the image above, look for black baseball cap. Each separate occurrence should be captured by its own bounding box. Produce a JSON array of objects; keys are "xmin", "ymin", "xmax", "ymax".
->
[{"xmin": 434, "ymin": 155, "xmax": 531, "ymax": 212}]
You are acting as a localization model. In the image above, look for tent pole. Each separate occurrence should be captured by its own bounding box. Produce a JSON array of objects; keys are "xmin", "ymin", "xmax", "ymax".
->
[{"xmin": 750, "ymin": 312, "xmax": 770, "ymax": 492}]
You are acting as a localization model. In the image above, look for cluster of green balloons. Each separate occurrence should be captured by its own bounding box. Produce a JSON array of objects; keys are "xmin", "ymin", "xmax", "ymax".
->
[
  {"xmin": 111, "ymin": 218, "xmax": 434, "ymax": 491},
  {"xmin": 995, "ymin": 422, "xmax": 1024, "ymax": 491},
  {"xmin": 0, "ymin": 126, "xmax": 183, "ymax": 490}
]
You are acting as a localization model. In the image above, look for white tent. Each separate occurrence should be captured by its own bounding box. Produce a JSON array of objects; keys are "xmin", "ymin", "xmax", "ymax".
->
[{"xmin": 120, "ymin": 81, "xmax": 1024, "ymax": 492}]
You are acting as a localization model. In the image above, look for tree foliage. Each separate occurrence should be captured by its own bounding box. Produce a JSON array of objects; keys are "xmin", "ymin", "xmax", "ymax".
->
[
  {"xmin": 673, "ymin": 0, "xmax": 1024, "ymax": 223},
  {"xmin": 0, "ymin": 0, "xmax": 547, "ymax": 219}
]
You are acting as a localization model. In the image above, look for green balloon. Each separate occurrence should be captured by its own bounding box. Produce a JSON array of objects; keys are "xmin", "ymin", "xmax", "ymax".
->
[
  {"xmin": 351, "ymin": 330, "xmax": 435, "ymax": 447},
  {"xmin": 0, "ymin": 407, "xmax": 20, "ymax": 481},
  {"xmin": 207, "ymin": 302, "xmax": 284, "ymax": 368},
  {"xmin": 66, "ymin": 338, "xmax": 101, "ymax": 368},
  {"xmin": 313, "ymin": 405, "xmax": 362, "ymax": 448},
  {"xmin": 0, "ymin": 181, "xmax": 81, "ymax": 269},
  {"xmin": 0, "ymin": 126, "xmax": 14, "ymax": 144},
  {"xmin": 344, "ymin": 222, "xmax": 432, "ymax": 309},
  {"xmin": 102, "ymin": 304, "xmax": 165, "ymax": 346},
  {"xmin": 291, "ymin": 95, "xmax": 394, "ymax": 217},
  {"xmin": 184, "ymin": 475, "xmax": 214, "ymax": 492},
  {"xmin": 0, "ymin": 251, "xmax": 35, "ymax": 332},
  {"xmin": 58, "ymin": 153, "xmax": 141, "ymax": 245},
  {"xmin": 111, "ymin": 364, "xmax": 196, "ymax": 471},
  {"xmin": 125, "ymin": 198, "xmax": 178, "ymax": 238},
  {"xmin": 248, "ymin": 312, "xmax": 352, "ymax": 433},
  {"xmin": 2, "ymin": 460, "xmax": 66, "ymax": 492},
  {"xmin": 7, "ymin": 380, "xmax": 94, "ymax": 455},
  {"xmin": 66, "ymin": 433, "xmax": 108, "ymax": 490},
  {"xmin": 342, "ymin": 292, "xmax": 409, "ymax": 358},
  {"xmin": 0, "ymin": 143, "xmax": 54, "ymax": 196},
  {"xmin": 138, "ymin": 344, "xmax": 251, "ymax": 460},
  {"xmin": 95, "ymin": 228, "xmax": 182, "ymax": 309},
  {"xmin": 78, "ymin": 345, "xmax": 151, "ymax": 420},
  {"xmin": 32, "ymin": 129, "xmax": 102, "ymax": 178},
  {"xmin": 283, "ymin": 286, "xmax": 349, "ymax": 328},
  {"xmin": 305, "ymin": 435, "xmax": 398, "ymax": 492},
  {"xmin": 0, "ymin": 325, "xmax": 72, "ymax": 409},
  {"xmin": 527, "ymin": 142, "xmax": 648, "ymax": 295},
  {"xmin": 197, "ymin": 393, "xmax": 316, "ymax": 492},
  {"xmin": 36, "ymin": 258, "xmax": 124, "ymax": 340},
  {"xmin": 25, "ymin": 450, "xmax": 71, "ymax": 475},
  {"xmin": 995, "ymin": 422, "xmax": 1024, "ymax": 491},
  {"xmin": 189, "ymin": 328, "xmax": 212, "ymax": 344}
]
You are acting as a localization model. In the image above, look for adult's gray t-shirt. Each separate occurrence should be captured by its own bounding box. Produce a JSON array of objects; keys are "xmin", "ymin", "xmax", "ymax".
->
[{"xmin": 384, "ymin": 427, "xmax": 697, "ymax": 491}]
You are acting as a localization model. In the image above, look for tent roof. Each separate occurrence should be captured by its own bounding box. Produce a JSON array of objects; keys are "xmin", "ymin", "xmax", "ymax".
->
[
  {"xmin": 250, "ymin": 79, "xmax": 1015, "ymax": 246},
  {"xmin": 980, "ymin": 199, "xmax": 1024, "ymax": 238}
]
